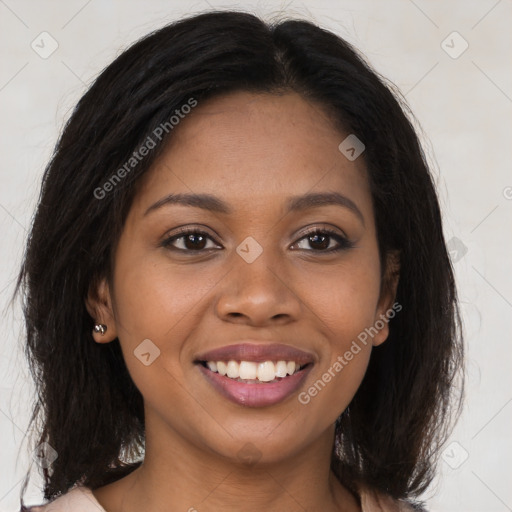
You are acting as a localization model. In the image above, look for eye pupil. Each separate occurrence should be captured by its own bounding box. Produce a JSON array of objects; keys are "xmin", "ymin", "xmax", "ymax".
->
[
  {"xmin": 185, "ymin": 233, "xmax": 206, "ymax": 250},
  {"xmin": 309, "ymin": 233, "xmax": 329, "ymax": 250}
]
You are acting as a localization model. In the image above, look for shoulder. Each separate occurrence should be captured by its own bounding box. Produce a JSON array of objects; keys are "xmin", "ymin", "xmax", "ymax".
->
[
  {"xmin": 20, "ymin": 485, "xmax": 106, "ymax": 512},
  {"xmin": 358, "ymin": 484, "xmax": 427, "ymax": 512}
]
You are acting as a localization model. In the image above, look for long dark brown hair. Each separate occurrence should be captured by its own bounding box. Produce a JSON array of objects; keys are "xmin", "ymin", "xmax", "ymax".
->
[{"xmin": 15, "ymin": 10, "xmax": 464, "ymax": 509}]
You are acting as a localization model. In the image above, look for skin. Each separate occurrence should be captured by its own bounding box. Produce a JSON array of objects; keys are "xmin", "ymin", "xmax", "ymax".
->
[{"xmin": 87, "ymin": 91, "xmax": 399, "ymax": 512}]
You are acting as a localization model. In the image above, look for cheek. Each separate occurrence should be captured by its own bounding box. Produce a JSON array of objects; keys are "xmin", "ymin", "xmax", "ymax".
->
[
  {"xmin": 298, "ymin": 346, "xmax": 371, "ymax": 425},
  {"xmin": 294, "ymin": 253, "xmax": 380, "ymax": 416},
  {"xmin": 112, "ymin": 247, "xmax": 213, "ymax": 343},
  {"xmin": 110, "ymin": 245, "xmax": 220, "ymax": 393},
  {"xmin": 296, "ymin": 274, "xmax": 377, "ymax": 422},
  {"xmin": 304, "ymin": 253, "xmax": 382, "ymax": 346}
]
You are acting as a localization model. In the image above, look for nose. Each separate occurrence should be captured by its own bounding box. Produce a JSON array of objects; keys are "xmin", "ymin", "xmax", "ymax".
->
[{"xmin": 215, "ymin": 245, "xmax": 302, "ymax": 326}]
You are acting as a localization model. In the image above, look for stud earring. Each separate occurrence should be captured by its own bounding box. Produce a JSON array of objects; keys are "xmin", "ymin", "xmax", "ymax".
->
[{"xmin": 93, "ymin": 324, "xmax": 107, "ymax": 335}]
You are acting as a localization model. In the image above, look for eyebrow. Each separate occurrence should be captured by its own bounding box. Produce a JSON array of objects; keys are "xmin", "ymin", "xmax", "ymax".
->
[{"xmin": 144, "ymin": 191, "xmax": 364, "ymax": 225}]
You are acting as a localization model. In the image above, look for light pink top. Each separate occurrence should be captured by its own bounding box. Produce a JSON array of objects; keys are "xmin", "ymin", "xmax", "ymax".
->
[{"xmin": 22, "ymin": 484, "xmax": 420, "ymax": 511}]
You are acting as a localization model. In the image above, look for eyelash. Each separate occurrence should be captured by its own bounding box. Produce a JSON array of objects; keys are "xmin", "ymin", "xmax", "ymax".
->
[{"xmin": 160, "ymin": 226, "xmax": 354, "ymax": 254}]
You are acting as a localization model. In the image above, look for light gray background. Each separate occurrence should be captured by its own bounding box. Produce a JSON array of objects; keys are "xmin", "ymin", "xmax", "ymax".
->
[{"xmin": 1, "ymin": 1, "xmax": 511, "ymax": 511}]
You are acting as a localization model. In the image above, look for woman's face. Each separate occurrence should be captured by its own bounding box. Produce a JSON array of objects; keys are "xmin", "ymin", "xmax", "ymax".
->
[{"xmin": 90, "ymin": 91, "xmax": 397, "ymax": 465}]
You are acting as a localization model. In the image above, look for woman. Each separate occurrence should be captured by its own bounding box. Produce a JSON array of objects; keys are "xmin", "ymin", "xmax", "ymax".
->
[{"xmin": 16, "ymin": 10, "xmax": 464, "ymax": 512}]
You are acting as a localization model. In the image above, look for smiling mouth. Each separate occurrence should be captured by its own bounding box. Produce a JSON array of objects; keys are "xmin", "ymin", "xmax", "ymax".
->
[
  {"xmin": 194, "ymin": 342, "xmax": 315, "ymax": 406},
  {"xmin": 198, "ymin": 360, "xmax": 311, "ymax": 383}
]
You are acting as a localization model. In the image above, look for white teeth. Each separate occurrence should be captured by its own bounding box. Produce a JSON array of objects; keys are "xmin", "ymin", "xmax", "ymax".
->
[
  {"xmin": 226, "ymin": 360, "xmax": 239, "ymax": 378},
  {"xmin": 257, "ymin": 361, "xmax": 275, "ymax": 382},
  {"xmin": 204, "ymin": 359, "xmax": 305, "ymax": 382},
  {"xmin": 239, "ymin": 361, "xmax": 257, "ymax": 380},
  {"xmin": 217, "ymin": 361, "xmax": 227, "ymax": 376},
  {"xmin": 275, "ymin": 360, "xmax": 288, "ymax": 378}
]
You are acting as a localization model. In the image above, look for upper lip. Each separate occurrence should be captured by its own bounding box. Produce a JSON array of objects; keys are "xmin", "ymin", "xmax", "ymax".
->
[{"xmin": 195, "ymin": 342, "xmax": 316, "ymax": 365}]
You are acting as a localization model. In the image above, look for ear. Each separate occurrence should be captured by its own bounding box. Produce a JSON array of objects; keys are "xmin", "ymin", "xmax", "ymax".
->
[
  {"xmin": 85, "ymin": 276, "xmax": 118, "ymax": 343},
  {"xmin": 372, "ymin": 250, "xmax": 401, "ymax": 347}
]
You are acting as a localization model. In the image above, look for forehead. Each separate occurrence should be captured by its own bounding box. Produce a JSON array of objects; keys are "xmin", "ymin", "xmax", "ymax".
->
[{"xmin": 134, "ymin": 91, "xmax": 372, "ymax": 218}]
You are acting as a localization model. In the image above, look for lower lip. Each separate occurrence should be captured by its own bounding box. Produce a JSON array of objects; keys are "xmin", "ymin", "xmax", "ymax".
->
[{"xmin": 197, "ymin": 364, "xmax": 312, "ymax": 408}]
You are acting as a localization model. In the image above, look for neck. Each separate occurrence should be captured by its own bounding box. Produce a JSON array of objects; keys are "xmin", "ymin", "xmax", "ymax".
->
[{"xmin": 94, "ymin": 411, "xmax": 360, "ymax": 512}]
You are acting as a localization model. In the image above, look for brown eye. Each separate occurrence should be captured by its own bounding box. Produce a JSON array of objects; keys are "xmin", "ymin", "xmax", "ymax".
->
[
  {"xmin": 161, "ymin": 229, "xmax": 220, "ymax": 252},
  {"xmin": 293, "ymin": 229, "xmax": 354, "ymax": 253},
  {"xmin": 307, "ymin": 232, "xmax": 330, "ymax": 250},
  {"xmin": 181, "ymin": 233, "xmax": 208, "ymax": 250}
]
